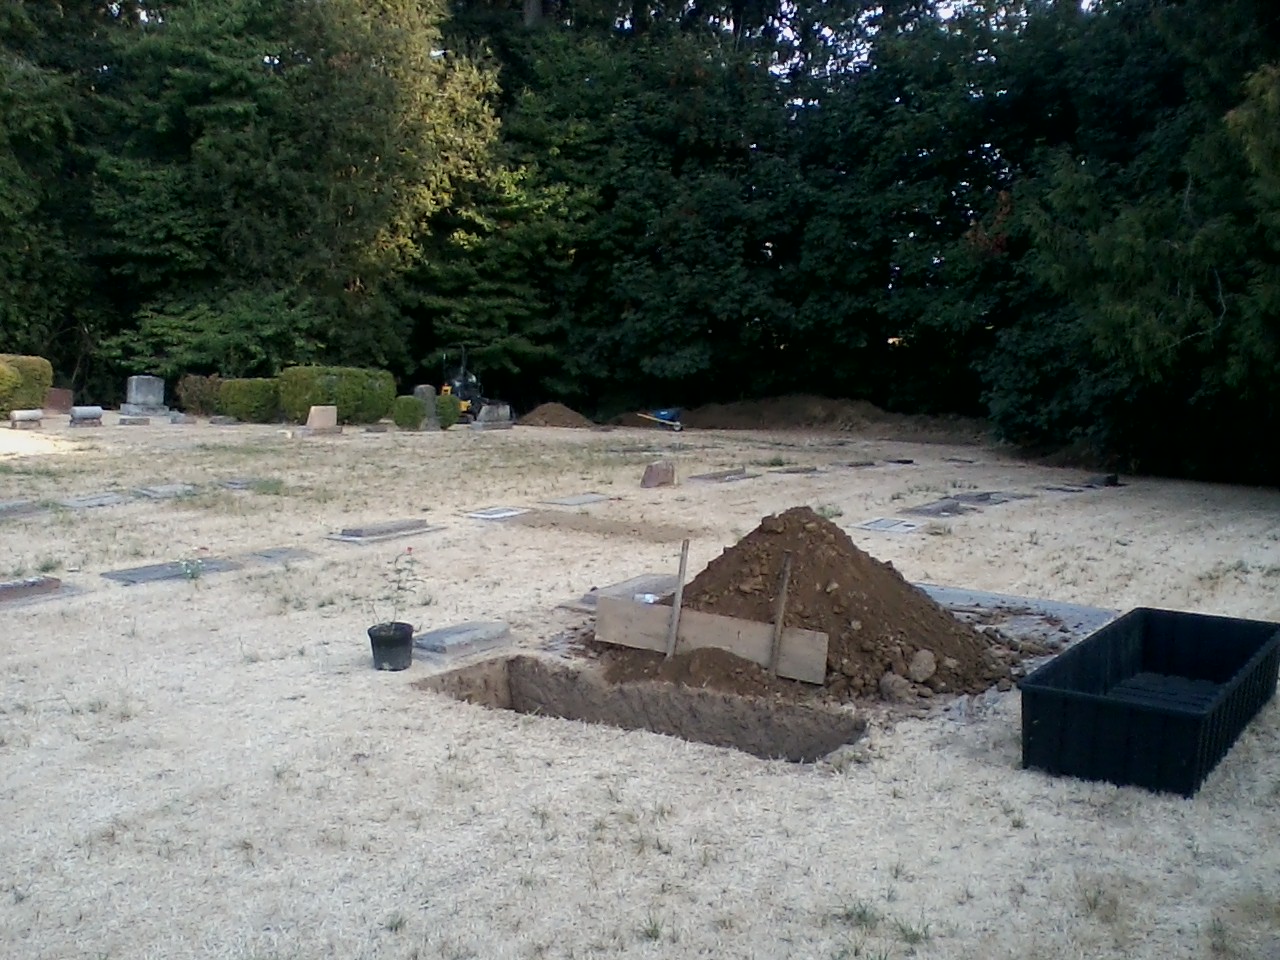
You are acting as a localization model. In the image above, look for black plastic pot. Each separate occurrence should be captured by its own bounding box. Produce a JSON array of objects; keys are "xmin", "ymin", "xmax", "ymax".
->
[{"xmin": 368, "ymin": 621, "xmax": 414, "ymax": 671}]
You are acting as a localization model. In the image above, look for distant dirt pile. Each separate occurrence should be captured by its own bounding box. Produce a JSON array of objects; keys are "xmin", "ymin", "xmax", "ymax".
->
[
  {"xmin": 518, "ymin": 402, "xmax": 595, "ymax": 428},
  {"xmin": 672, "ymin": 506, "xmax": 1008, "ymax": 700},
  {"xmin": 675, "ymin": 395, "xmax": 986, "ymax": 442}
]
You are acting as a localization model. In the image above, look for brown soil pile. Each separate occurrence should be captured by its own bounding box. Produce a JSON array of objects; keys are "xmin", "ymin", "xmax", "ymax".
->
[
  {"xmin": 519, "ymin": 402, "xmax": 595, "ymax": 428},
  {"xmin": 599, "ymin": 646, "xmax": 803, "ymax": 700},
  {"xmin": 679, "ymin": 395, "xmax": 986, "ymax": 442},
  {"xmin": 676, "ymin": 506, "xmax": 1008, "ymax": 699}
]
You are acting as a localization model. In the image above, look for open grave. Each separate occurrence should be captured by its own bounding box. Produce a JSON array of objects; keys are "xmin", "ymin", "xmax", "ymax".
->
[{"xmin": 416, "ymin": 655, "xmax": 865, "ymax": 763}]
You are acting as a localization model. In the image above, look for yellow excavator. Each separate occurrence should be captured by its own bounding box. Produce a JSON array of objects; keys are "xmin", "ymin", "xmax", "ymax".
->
[{"xmin": 439, "ymin": 347, "xmax": 511, "ymax": 424}]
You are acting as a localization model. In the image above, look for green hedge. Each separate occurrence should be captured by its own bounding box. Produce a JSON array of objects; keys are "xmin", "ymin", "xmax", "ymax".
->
[
  {"xmin": 218, "ymin": 378, "xmax": 281, "ymax": 423},
  {"xmin": 436, "ymin": 393, "xmax": 462, "ymax": 430},
  {"xmin": 392, "ymin": 394, "xmax": 427, "ymax": 430},
  {"xmin": 0, "ymin": 360, "xmax": 21, "ymax": 416},
  {"xmin": 0, "ymin": 354, "xmax": 54, "ymax": 415},
  {"xmin": 278, "ymin": 366, "xmax": 395, "ymax": 424}
]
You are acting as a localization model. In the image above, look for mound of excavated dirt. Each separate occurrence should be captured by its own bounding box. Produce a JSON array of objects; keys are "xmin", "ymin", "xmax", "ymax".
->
[
  {"xmin": 679, "ymin": 395, "xmax": 987, "ymax": 442},
  {"xmin": 675, "ymin": 506, "xmax": 1008, "ymax": 700},
  {"xmin": 518, "ymin": 402, "xmax": 596, "ymax": 428}
]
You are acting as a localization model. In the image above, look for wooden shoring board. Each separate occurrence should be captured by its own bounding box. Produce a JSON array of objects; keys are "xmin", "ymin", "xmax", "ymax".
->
[{"xmin": 595, "ymin": 596, "xmax": 828, "ymax": 685}]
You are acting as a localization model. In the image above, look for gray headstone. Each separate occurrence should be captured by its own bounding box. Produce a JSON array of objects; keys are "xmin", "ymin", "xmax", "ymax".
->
[
  {"xmin": 118, "ymin": 416, "xmax": 151, "ymax": 426},
  {"xmin": 121, "ymin": 375, "xmax": 169, "ymax": 416},
  {"xmin": 209, "ymin": 415, "xmax": 239, "ymax": 426},
  {"xmin": 169, "ymin": 413, "xmax": 197, "ymax": 425},
  {"xmin": 9, "ymin": 409, "xmax": 42, "ymax": 430},
  {"xmin": 413, "ymin": 385, "xmax": 439, "ymax": 429},
  {"xmin": 69, "ymin": 405, "xmax": 104, "ymax": 428}
]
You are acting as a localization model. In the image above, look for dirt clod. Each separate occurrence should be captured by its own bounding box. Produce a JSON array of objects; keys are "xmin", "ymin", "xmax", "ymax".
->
[{"xmin": 518, "ymin": 402, "xmax": 595, "ymax": 428}]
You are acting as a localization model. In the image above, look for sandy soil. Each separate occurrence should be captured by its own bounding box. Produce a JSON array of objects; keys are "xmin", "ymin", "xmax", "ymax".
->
[{"xmin": 2, "ymin": 416, "xmax": 1279, "ymax": 960}]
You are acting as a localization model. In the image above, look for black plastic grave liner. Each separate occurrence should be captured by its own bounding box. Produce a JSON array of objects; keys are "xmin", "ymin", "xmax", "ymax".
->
[{"xmin": 1020, "ymin": 607, "xmax": 1280, "ymax": 797}]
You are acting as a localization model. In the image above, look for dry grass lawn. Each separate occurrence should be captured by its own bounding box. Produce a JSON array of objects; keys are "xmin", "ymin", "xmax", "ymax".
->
[{"xmin": 2, "ymin": 416, "xmax": 1279, "ymax": 960}]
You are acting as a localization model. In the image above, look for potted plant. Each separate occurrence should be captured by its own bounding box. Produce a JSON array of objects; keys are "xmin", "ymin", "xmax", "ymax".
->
[{"xmin": 367, "ymin": 547, "xmax": 421, "ymax": 670}]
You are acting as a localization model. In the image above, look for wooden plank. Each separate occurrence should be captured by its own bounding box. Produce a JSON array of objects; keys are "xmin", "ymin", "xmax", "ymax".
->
[
  {"xmin": 768, "ymin": 552, "xmax": 793, "ymax": 675},
  {"xmin": 596, "ymin": 596, "xmax": 828, "ymax": 685},
  {"xmin": 665, "ymin": 540, "xmax": 690, "ymax": 658}
]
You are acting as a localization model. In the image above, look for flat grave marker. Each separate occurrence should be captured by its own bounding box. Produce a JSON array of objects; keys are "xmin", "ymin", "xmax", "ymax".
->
[
  {"xmin": 851, "ymin": 517, "xmax": 924, "ymax": 534},
  {"xmin": 57, "ymin": 492, "xmax": 130, "ymax": 510},
  {"xmin": 242, "ymin": 546, "xmax": 316, "ymax": 565},
  {"xmin": 325, "ymin": 518, "xmax": 443, "ymax": 544},
  {"xmin": 0, "ymin": 576, "xmax": 63, "ymax": 604},
  {"xmin": 102, "ymin": 557, "xmax": 240, "ymax": 585},
  {"xmin": 414, "ymin": 621, "xmax": 511, "ymax": 659},
  {"xmin": 540, "ymin": 493, "xmax": 612, "ymax": 507},
  {"xmin": 901, "ymin": 498, "xmax": 979, "ymax": 518},
  {"xmin": 134, "ymin": 483, "xmax": 199, "ymax": 500},
  {"xmin": 559, "ymin": 572, "xmax": 680, "ymax": 613},
  {"xmin": 465, "ymin": 507, "xmax": 531, "ymax": 521},
  {"xmin": 0, "ymin": 499, "xmax": 42, "ymax": 519},
  {"xmin": 688, "ymin": 468, "xmax": 760, "ymax": 483}
]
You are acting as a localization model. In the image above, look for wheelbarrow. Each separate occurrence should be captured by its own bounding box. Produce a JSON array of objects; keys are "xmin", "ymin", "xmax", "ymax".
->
[{"xmin": 635, "ymin": 408, "xmax": 683, "ymax": 432}]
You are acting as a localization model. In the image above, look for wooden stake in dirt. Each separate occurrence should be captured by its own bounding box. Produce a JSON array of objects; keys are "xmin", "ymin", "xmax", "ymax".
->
[
  {"xmin": 768, "ymin": 552, "xmax": 794, "ymax": 676},
  {"xmin": 665, "ymin": 539, "xmax": 690, "ymax": 659}
]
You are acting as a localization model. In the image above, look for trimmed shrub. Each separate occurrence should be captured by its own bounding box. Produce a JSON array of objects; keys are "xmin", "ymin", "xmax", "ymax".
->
[
  {"xmin": 218, "ymin": 378, "xmax": 280, "ymax": 423},
  {"xmin": 0, "ymin": 354, "xmax": 54, "ymax": 413},
  {"xmin": 436, "ymin": 393, "xmax": 462, "ymax": 430},
  {"xmin": 392, "ymin": 394, "xmax": 427, "ymax": 430},
  {"xmin": 278, "ymin": 366, "xmax": 396, "ymax": 424},
  {"xmin": 0, "ymin": 360, "xmax": 21, "ymax": 416},
  {"xmin": 176, "ymin": 374, "xmax": 223, "ymax": 415}
]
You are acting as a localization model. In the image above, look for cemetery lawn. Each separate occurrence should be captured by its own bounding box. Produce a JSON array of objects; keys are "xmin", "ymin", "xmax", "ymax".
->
[{"xmin": 2, "ymin": 418, "xmax": 1279, "ymax": 960}]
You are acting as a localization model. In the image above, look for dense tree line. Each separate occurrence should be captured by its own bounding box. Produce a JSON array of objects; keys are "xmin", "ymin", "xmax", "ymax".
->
[{"xmin": 2, "ymin": 0, "xmax": 1278, "ymax": 481}]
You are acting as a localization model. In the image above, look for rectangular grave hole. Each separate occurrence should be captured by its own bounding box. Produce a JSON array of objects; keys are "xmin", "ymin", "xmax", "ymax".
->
[{"xmin": 417, "ymin": 655, "xmax": 865, "ymax": 763}]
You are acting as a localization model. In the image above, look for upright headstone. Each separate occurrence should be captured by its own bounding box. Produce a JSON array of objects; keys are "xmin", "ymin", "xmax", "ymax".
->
[
  {"xmin": 44, "ymin": 388, "xmax": 73, "ymax": 414},
  {"xmin": 413, "ymin": 385, "xmax": 439, "ymax": 430},
  {"xmin": 471, "ymin": 402, "xmax": 514, "ymax": 431},
  {"xmin": 121, "ymin": 375, "xmax": 169, "ymax": 416},
  {"xmin": 69, "ymin": 405, "xmax": 104, "ymax": 428},
  {"xmin": 641, "ymin": 460, "xmax": 676, "ymax": 488},
  {"xmin": 302, "ymin": 405, "xmax": 341, "ymax": 436}
]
